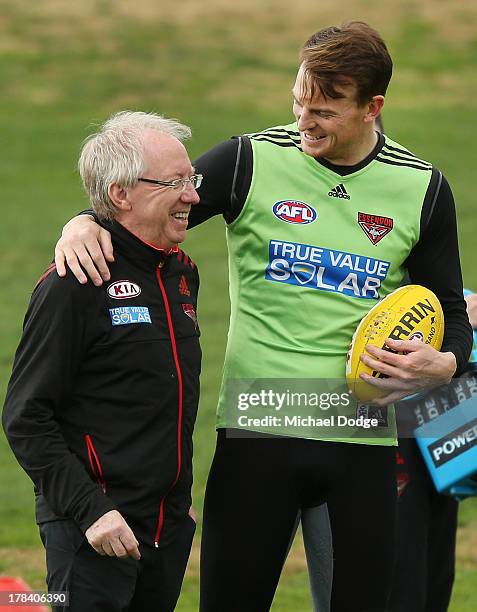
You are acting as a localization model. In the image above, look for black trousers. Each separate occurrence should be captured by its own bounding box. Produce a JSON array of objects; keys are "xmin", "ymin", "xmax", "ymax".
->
[
  {"xmin": 200, "ymin": 430, "xmax": 397, "ymax": 612},
  {"xmin": 388, "ymin": 438, "xmax": 458, "ymax": 612},
  {"xmin": 39, "ymin": 515, "xmax": 196, "ymax": 612}
]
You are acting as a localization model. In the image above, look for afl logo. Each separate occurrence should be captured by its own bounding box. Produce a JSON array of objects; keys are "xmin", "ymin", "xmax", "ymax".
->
[
  {"xmin": 409, "ymin": 331, "xmax": 425, "ymax": 342},
  {"xmin": 107, "ymin": 280, "xmax": 141, "ymax": 299},
  {"xmin": 272, "ymin": 200, "xmax": 317, "ymax": 224}
]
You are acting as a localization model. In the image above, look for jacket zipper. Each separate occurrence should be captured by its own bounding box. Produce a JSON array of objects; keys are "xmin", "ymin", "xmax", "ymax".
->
[
  {"xmin": 85, "ymin": 434, "xmax": 107, "ymax": 493},
  {"xmin": 154, "ymin": 264, "xmax": 184, "ymax": 547}
]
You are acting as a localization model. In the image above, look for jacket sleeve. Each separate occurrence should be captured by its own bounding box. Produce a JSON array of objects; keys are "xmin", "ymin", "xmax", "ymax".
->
[{"xmin": 2, "ymin": 269, "xmax": 117, "ymax": 532}]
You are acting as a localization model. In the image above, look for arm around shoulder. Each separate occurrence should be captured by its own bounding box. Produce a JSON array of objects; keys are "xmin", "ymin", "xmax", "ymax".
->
[{"xmin": 55, "ymin": 212, "xmax": 114, "ymax": 286}]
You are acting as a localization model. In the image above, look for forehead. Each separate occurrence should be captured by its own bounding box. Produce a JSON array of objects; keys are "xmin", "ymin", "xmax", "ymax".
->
[
  {"xmin": 293, "ymin": 64, "xmax": 358, "ymax": 106},
  {"xmin": 142, "ymin": 130, "xmax": 192, "ymax": 175}
]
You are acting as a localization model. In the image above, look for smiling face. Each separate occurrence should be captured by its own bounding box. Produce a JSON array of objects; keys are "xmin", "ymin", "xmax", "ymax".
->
[
  {"xmin": 114, "ymin": 130, "xmax": 199, "ymax": 247},
  {"xmin": 292, "ymin": 64, "xmax": 383, "ymax": 166}
]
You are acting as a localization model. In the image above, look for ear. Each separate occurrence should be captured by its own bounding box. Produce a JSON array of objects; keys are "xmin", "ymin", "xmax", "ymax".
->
[
  {"xmin": 364, "ymin": 95, "xmax": 385, "ymax": 124},
  {"xmin": 108, "ymin": 183, "xmax": 132, "ymax": 212}
]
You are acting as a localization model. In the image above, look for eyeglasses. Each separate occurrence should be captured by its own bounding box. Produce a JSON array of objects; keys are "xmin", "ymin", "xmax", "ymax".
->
[{"xmin": 138, "ymin": 174, "xmax": 203, "ymax": 192}]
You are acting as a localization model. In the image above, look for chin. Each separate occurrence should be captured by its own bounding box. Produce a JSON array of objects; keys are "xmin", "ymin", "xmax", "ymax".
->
[
  {"xmin": 174, "ymin": 232, "xmax": 187, "ymax": 245},
  {"xmin": 301, "ymin": 139, "xmax": 328, "ymax": 159},
  {"xmin": 302, "ymin": 144, "xmax": 327, "ymax": 159}
]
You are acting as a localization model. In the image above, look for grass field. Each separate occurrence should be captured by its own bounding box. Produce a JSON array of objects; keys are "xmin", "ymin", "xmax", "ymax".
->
[{"xmin": 0, "ymin": 0, "xmax": 476, "ymax": 609}]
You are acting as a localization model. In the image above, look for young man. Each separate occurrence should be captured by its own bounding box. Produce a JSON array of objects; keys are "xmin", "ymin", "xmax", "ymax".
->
[
  {"xmin": 3, "ymin": 111, "xmax": 202, "ymax": 611},
  {"xmin": 54, "ymin": 23, "xmax": 472, "ymax": 611}
]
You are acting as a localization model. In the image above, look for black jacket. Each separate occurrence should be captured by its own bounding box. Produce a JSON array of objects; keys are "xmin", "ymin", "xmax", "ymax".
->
[{"xmin": 2, "ymin": 220, "xmax": 201, "ymax": 547}]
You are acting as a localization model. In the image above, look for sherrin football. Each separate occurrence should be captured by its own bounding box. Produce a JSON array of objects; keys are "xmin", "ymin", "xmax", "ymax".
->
[{"xmin": 346, "ymin": 285, "xmax": 444, "ymax": 402}]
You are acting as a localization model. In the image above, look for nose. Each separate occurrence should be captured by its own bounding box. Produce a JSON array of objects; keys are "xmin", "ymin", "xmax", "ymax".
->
[
  {"xmin": 181, "ymin": 183, "xmax": 200, "ymax": 205},
  {"xmin": 297, "ymin": 107, "xmax": 316, "ymax": 131}
]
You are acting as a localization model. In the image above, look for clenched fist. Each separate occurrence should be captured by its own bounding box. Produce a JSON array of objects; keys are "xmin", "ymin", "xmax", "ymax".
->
[{"xmin": 85, "ymin": 510, "xmax": 140, "ymax": 560}]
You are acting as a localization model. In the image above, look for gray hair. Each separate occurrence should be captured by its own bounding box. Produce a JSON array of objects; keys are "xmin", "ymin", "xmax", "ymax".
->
[{"xmin": 78, "ymin": 111, "xmax": 192, "ymax": 220}]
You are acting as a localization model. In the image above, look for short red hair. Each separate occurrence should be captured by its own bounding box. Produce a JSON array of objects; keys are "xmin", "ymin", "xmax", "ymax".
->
[{"xmin": 300, "ymin": 22, "xmax": 393, "ymax": 106}]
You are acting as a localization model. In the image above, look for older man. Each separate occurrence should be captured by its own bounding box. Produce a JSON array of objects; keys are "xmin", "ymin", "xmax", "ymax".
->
[{"xmin": 2, "ymin": 111, "xmax": 202, "ymax": 611}]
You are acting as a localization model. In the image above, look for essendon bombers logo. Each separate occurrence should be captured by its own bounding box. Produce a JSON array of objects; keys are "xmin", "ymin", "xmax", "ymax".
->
[{"xmin": 358, "ymin": 212, "xmax": 393, "ymax": 245}]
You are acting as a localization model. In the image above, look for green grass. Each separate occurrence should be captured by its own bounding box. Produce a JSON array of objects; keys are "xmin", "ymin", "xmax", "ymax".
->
[{"xmin": 1, "ymin": 1, "xmax": 477, "ymax": 609}]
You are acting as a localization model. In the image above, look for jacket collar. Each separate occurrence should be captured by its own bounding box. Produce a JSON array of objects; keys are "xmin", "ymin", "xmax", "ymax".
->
[{"xmin": 99, "ymin": 219, "xmax": 179, "ymax": 270}]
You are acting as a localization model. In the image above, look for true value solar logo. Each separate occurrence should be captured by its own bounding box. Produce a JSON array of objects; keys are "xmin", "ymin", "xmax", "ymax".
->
[
  {"xmin": 272, "ymin": 200, "xmax": 317, "ymax": 224},
  {"xmin": 265, "ymin": 239, "xmax": 390, "ymax": 299}
]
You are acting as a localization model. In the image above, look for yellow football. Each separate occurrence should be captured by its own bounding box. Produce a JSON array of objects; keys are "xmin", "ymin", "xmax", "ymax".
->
[{"xmin": 346, "ymin": 285, "xmax": 444, "ymax": 403}]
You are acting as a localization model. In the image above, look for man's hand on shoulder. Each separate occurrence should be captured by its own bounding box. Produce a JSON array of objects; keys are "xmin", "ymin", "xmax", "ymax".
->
[
  {"xmin": 85, "ymin": 509, "xmax": 141, "ymax": 560},
  {"xmin": 359, "ymin": 338, "xmax": 457, "ymax": 405},
  {"xmin": 55, "ymin": 215, "xmax": 114, "ymax": 286}
]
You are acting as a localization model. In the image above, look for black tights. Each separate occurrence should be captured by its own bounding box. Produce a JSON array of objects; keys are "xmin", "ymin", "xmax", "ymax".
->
[{"xmin": 200, "ymin": 430, "xmax": 397, "ymax": 612}]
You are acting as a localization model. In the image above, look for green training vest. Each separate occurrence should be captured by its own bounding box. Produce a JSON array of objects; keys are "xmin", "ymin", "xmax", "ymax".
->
[{"xmin": 216, "ymin": 122, "xmax": 434, "ymax": 444}]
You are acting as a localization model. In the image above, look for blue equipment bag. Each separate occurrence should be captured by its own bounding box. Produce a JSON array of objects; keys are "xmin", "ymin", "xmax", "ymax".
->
[
  {"xmin": 414, "ymin": 312, "xmax": 477, "ymax": 500},
  {"xmin": 414, "ymin": 291, "xmax": 477, "ymax": 499},
  {"xmin": 397, "ymin": 289, "xmax": 477, "ymax": 499},
  {"xmin": 415, "ymin": 388, "xmax": 477, "ymax": 500}
]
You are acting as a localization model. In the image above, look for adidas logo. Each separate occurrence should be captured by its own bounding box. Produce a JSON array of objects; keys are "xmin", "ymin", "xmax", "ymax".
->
[
  {"xmin": 328, "ymin": 184, "xmax": 350, "ymax": 200},
  {"xmin": 179, "ymin": 274, "xmax": 191, "ymax": 296}
]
